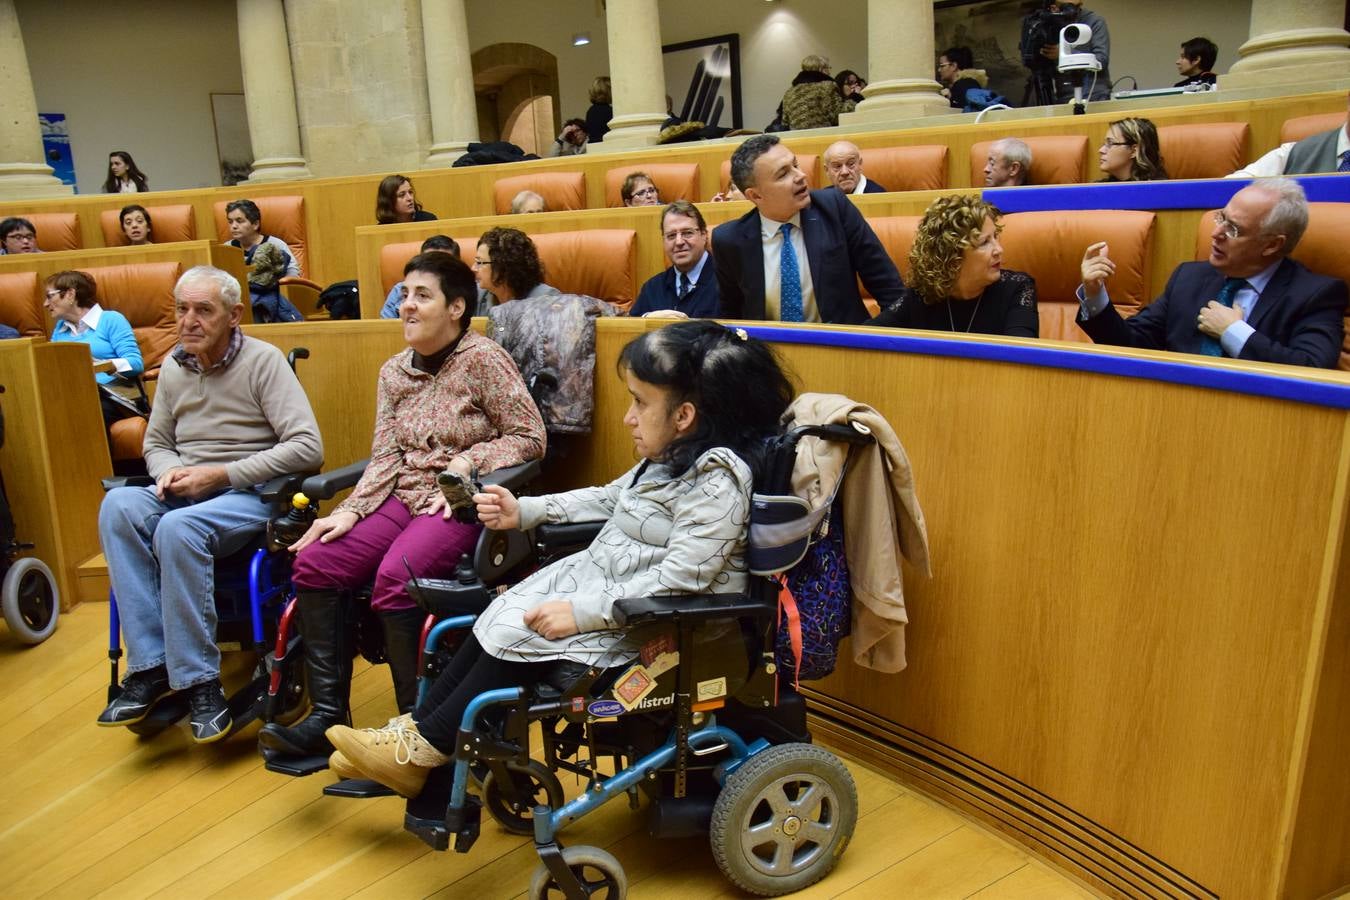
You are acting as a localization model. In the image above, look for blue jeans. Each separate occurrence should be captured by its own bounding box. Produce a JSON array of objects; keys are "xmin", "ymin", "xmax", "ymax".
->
[{"xmin": 99, "ymin": 486, "xmax": 272, "ymax": 690}]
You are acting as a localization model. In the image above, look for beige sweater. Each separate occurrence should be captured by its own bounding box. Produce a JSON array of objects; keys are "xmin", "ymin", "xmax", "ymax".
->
[
  {"xmin": 783, "ymin": 393, "xmax": 930, "ymax": 673},
  {"xmin": 143, "ymin": 336, "xmax": 323, "ymax": 488}
]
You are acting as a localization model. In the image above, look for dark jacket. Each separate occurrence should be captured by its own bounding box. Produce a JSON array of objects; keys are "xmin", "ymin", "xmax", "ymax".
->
[
  {"xmin": 631, "ymin": 259, "xmax": 721, "ymax": 319},
  {"xmin": 712, "ymin": 188, "xmax": 905, "ymax": 325}
]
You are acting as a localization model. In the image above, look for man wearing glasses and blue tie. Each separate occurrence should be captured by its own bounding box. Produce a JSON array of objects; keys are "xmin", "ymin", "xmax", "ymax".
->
[
  {"xmin": 1076, "ymin": 179, "xmax": 1346, "ymax": 368},
  {"xmin": 631, "ymin": 201, "xmax": 720, "ymax": 319}
]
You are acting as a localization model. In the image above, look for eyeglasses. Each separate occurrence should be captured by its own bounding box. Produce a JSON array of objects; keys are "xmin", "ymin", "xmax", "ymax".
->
[
  {"xmin": 6, "ymin": 232, "xmax": 37, "ymax": 243},
  {"xmin": 44, "ymin": 290, "xmax": 65, "ymax": 300},
  {"xmin": 662, "ymin": 228, "xmax": 702, "ymax": 242},
  {"xmin": 631, "ymin": 187, "xmax": 659, "ymax": 199},
  {"xmin": 937, "ymin": 62, "xmax": 956, "ymax": 69},
  {"xmin": 472, "ymin": 258, "xmax": 490, "ymax": 268},
  {"xmin": 1213, "ymin": 210, "xmax": 1246, "ymax": 240},
  {"xmin": 1101, "ymin": 138, "xmax": 1134, "ymax": 149}
]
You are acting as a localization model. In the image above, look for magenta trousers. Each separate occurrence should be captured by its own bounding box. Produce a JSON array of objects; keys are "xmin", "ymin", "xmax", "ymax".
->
[{"xmin": 291, "ymin": 495, "xmax": 480, "ymax": 612}]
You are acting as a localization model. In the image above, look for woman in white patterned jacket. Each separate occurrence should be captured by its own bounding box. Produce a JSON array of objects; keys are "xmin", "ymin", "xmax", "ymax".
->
[{"xmin": 327, "ymin": 320, "xmax": 795, "ymax": 798}]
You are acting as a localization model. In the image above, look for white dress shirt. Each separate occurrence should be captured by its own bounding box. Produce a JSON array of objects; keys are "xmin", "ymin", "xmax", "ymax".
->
[
  {"xmin": 759, "ymin": 212, "xmax": 819, "ymax": 323},
  {"xmin": 1227, "ymin": 126, "xmax": 1350, "ymax": 178}
]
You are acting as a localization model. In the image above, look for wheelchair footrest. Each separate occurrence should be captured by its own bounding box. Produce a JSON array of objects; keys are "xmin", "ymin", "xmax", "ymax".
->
[
  {"xmin": 262, "ymin": 750, "xmax": 332, "ymax": 777},
  {"xmin": 405, "ymin": 795, "xmax": 482, "ymax": 853},
  {"xmin": 322, "ymin": 778, "xmax": 397, "ymax": 799}
]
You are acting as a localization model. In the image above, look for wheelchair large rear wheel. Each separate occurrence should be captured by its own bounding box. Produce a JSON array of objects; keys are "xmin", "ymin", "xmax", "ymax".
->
[
  {"xmin": 2, "ymin": 557, "xmax": 59, "ymax": 644},
  {"xmin": 529, "ymin": 845, "xmax": 626, "ymax": 900},
  {"xmin": 483, "ymin": 759, "xmax": 565, "ymax": 835},
  {"xmin": 709, "ymin": 743, "xmax": 857, "ymax": 896}
]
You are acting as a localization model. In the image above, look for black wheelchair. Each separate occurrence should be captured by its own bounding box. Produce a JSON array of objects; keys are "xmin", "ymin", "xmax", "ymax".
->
[
  {"xmin": 0, "ymin": 385, "xmax": 60, "ymax": 645},
  {"xmin": 325, "ymin": 422, "xmax": 872, "ymax": 899}
]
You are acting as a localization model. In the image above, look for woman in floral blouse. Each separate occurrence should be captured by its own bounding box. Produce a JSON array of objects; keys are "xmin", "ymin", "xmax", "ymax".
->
[{"xmin": 258, "ymin": 252, "xmax": 545, "ymax": 760}]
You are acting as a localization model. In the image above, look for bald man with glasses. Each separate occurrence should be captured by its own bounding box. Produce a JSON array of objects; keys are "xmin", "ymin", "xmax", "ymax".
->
[{"xmin": 1075, "ymin": 179, "xmax": 1346, "ymax": 368}]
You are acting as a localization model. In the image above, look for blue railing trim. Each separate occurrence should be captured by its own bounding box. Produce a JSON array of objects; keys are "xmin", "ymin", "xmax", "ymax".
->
[{"xmin": 983, "ymin": 175, "xmax": 1350, "ymax": 213}]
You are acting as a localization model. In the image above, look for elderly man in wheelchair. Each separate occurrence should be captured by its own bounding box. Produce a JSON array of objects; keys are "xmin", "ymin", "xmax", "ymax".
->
[
  {"xmin": 301, "ymin": 321, "xmax": 874, "ymax": 898},
  {"xmin": 96, "ymin": 265, "xmax": 323, "ymax": 742}
]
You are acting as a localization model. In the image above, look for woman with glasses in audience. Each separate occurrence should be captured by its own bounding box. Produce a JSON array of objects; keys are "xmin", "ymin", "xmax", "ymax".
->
[
  {"xmin": 868, "ymin": 195, "xmax": 1038, "ymax": 338},
  {"xmin": 103, "ymin": 151, "xmax": 149, "ymax": 194},
  {"xmin": 1098, "ymin": 118, "xmax": 1168, "ymax": 182},
  {"xmin": 43, "ymin": 270, "xmax": 144, "ymax": 426},
  {"xmin": 472, "ymin": 227, "xmax": 558, "ymax": 315},
  {"xmin": 375, "ymin": 174, "xmax": 438, "ymax": 225},
  {"xmin": 835, "ymin": 69, "xmax": 867, "ymax": 109},
  {"xmin": 620, "ymin": 172, "xmax": 661, "ymax": 207},
  {"xmin": 120, "ymin": 205, "xmax": 154, "ymax": 245}
]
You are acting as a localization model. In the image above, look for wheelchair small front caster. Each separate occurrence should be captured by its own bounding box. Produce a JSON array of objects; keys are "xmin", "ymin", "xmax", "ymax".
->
[{"xmin": 529, "ymin": 844, "xmax": 626, "ymax": 900}]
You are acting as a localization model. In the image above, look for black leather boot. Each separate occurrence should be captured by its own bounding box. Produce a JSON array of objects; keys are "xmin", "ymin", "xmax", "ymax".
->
[
  {"xmin": 381, "ymin": 608, "xmax": 426, "ymax": 715},
  {"xmin": 258, "ymin": 590, "xmax": 351, "ymax": 756}
]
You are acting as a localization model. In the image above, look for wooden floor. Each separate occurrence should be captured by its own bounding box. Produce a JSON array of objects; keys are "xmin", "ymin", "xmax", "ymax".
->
[{"xmin": 0, "ymin": 604, "xmax": 1095, "ymax": 899}]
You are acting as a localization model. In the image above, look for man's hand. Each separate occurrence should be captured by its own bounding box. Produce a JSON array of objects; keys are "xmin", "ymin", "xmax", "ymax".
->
[
  {"xmin": 642, "ymin": 309, "xmax": 688, "ymax": 320},
  {"xmin": 1197, "ymin": 301, "xmax": 1243, "ymax": 338},
  {"xmin": 524, "ymin": 600, "xmax": 579, "ymax": 640},
  {"xmin": 559, "ymin": 123, "xmax": 584, "ymax": 146},
  {"xmin": 157, "ymin": 465, "xmax": 229, "ymax": 500},
  {"xmin": 1040, "ymin": 43, "xmax": 1060, "ymax": 60},
  {"xmin": 1080, "ymin": 242, "xmax": 1115, "ymax": 296},
  {"xmin": 290, "ymin": 510, "xmax": 359, "ymax": 553},
  {"xmin": 473, "ymin": 484, "xmax": 520, "ymax": 531}
]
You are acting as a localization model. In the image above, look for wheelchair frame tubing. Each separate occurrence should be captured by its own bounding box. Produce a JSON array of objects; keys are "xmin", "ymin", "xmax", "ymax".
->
[
  {"xmin": 449, "ymin": 687, "xmax": 525, "ymax": 809},
  {"xmin": 418, "ymin": 615, "xmax": 476, "ymax": 707},
  {"xmin": 248, "ymin": 548, "xmax": 269, "ymax": 649},
  {"xmin": 108, "ymin": 591, "xmax": 123, "ymax": 694},
  {"xmin": 530, "ymin": 723, "xmax": 758, "ymax": 844}
]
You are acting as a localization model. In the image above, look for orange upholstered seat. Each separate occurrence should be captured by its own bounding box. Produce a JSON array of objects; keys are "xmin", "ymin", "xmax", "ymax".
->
[
  {"xmin": 1195, "ymin": 203, "xmax": 1350, "ymax": 369},
  {"xmin": 1157, "ymin": 122, "xmax": 1250, "ymax": 180},
  {"xmin": 855, "ymin": 146, "xmax": 948, "ymax": 192},
  {"xmin": 20, "ymin": 212, "xmax": 82, "ymax": 252},
  {"xmin": 100, "ymin": 204, "xmax": 197, "ymax": 247},
  {"xmin": 604, "ymin": 164, "xmax": 700, "ymax": 207},
  {"xmin": 969, "ymin": 135, "xmax": 1090, "ymax": 186},
  {"xmin": 0, "ymin": 271, "xmax": 46, "ymax": 338},
  {"xmin": 493, "ymin": 173, "xmax": 587, "ymax": 215},
  {"xmin": 1280, "ymin": 112, "xmax": 1345, "ymax": 143},
  {"xmin": 212, "ymin": 196, "xmax": 310, "ymax": 277}
]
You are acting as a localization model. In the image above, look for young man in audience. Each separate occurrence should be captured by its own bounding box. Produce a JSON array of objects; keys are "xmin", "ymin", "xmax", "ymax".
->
[
  {"xmin": 96, "ymin": 265, "xmax": 323, "ymax": 742},
  {"xmin": 1076, "ymin": 178, "xmax": 1346, "ymax": 368},
  {"xmin": 713, "ymin": 134, "xmax": 904, "ymax": 325},
  {"xmin": 0, "ymin": 218, "xmax": 41, "ymax": 254},
  {"xmin": 379, "ymin": 235, "xmax": 464, "ymax": 318},
  {"xmin": 631, "ymin": 201, "xmax": 719, "ymax": 319},
  {"xmin": 1230, "ymin": 92, "xmax": 1350, "ymax": 177},
  {"xmin": 822, "ymin": 141, "xmax": 888, "ymax": 194},
  {"xmin": 984, "ymin": 138, "xmax": 1033, "ymax": 187},
  {"xmin": 1174, "ymin": 37, "xmax": 1218, "ymax": 87}
]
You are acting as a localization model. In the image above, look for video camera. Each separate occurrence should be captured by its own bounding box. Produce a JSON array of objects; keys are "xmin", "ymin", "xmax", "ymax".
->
[{"xmin": 1019, "ymin": 6, "xmax": 1073, "ymax": 70}]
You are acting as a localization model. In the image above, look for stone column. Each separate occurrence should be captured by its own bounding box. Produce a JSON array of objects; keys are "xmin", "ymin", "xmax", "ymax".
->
[
  {"xmin": 421, "ymin": 0, "xmax": 478, "ymax": 167},
  {"xmin": 840, "ymin": 0, "xmax": 953, "ymax": 127},
  {"xmin": 0, "ymin": 0, "xmax": 71, "ymax": 199},
  {"xmin": 236, "ymin": 0, "xmax": 311, "ymax": 182},
  {"xmin": 1222, "ymin": 0, "xmax": 1350, "ymax": 90},
  {"xmin": 596, "ymin": 0, "xmax": 668, "ymax": 151}
]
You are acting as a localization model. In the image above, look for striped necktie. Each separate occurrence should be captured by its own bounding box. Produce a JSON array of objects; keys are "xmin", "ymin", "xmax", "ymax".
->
[
  {"xmin": 779, "ymin": 223, "xmax": 803, "ymax": 322},
  {"xmin": 1198, "ymin": 277, "xmax": 1247, "ymax": 357}
]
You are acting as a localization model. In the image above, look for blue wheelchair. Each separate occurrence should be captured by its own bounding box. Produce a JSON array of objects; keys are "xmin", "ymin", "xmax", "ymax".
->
[
  {"xmin": 327, "ymin": 423, "xmax": 871, "ymax": 899},
  {"xmin": 0, "ymin": 385, "xmax": 60, "ymax": 645}
]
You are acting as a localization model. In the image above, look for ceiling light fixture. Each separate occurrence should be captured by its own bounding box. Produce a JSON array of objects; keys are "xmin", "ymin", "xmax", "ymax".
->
[{"xmin": 572, "ymin": 32, "xmax": 591, "ymax": 46}]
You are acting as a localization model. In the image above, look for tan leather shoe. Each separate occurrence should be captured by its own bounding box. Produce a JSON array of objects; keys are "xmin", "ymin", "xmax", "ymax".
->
[{"xmin": 326, "ymin": 720, "xmax": 449, "ymax": 798}]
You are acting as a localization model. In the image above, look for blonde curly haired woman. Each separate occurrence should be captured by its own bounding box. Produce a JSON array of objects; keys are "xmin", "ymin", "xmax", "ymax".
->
[{"xmin": 868, "ymin": 195, "xmax": 1039, "ymax": 337}]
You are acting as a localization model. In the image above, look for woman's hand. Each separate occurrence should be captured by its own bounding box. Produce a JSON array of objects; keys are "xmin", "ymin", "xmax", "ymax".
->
[
  {"xmin": 524, "ymin": 601, "xmax": 579, "ymax": 640},
  {"xmin": 1080, "ymin": 242, "xmax": 1116, "ymax": 296},
  {"xmin": 425, "ymin": 457, "xmax": 475, "ymax": 519},
  {"xmin": 290, "ymin": 510, "xmax": 359, "ymax": 553},
  {"xmin": 474, "ymin": 484, "xmax": 520, "ymax": 530}
]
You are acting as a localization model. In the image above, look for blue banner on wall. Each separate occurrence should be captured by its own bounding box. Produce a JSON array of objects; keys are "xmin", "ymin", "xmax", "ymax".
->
[{"xmin": 39, "ymin": 113, "xmax": 76, "ymax": 191}]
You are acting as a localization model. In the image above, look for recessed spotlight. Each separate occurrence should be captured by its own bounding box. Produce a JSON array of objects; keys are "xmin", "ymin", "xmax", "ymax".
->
[{"xmin": 572, "ymin": 32, "xmax": 591, "ymax": 46}]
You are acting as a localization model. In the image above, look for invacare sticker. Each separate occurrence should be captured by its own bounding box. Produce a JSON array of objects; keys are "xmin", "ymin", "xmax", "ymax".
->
[{"xmin": 587, "ymin": 699, "xmax": 625, "ymax": 718}]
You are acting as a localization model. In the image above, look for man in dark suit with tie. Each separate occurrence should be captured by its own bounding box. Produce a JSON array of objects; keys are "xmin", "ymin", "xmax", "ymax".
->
[
  {"xmin": 630, "ymin": 201, "xmax": 720, "ymax": 318},
  {"xmin": 823, "ymin": 141, "xmax": 889, "ymax": 195},
  {"xmin": 713, "ymin": 134, "xmax": 905, "ymax": 324},
  {"xmin": 1076, "ymin": 178, "xmax": 1346, "ymax": 368}
]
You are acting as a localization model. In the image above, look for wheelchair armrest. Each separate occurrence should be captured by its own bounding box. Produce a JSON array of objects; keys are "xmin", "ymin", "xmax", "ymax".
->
[
  {"xmin": 301, "ymin": 459, "xmax": 370, "ymax": 500},
  {"xmin": 479, "ymin": 459, "xmax": 541, "ymax": 492},
  {"xmin": 535, "ymin": 521, "xmax": 605, "ymax": 555},
  {"xmin": 101, "ymin": 475, "xmax": 154, "ymax": 492},
  {"xmin": 613, "ymin": 593, "xmax": 774, "ymax": 627},
  {"xmin": 260, "ymin": 472, "xmax": 314, "ymax": 504}
]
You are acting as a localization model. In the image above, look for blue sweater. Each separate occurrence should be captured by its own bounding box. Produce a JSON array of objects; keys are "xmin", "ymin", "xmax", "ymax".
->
[{"xmin": 51, "ymin": 305, "xmax": 143, "ymax": 384}]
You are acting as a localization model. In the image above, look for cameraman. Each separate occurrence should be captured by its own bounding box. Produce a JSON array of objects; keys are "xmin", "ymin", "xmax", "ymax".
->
[{"xmin": 1022, "ymin": 0, "xmax": 1111, "ymax": 104}]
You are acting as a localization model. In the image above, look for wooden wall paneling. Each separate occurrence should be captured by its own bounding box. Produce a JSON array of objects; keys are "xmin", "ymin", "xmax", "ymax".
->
[{"xmin": 0, "ymin": 341, "xmax": 112, "ymax": 610}]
